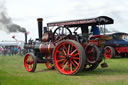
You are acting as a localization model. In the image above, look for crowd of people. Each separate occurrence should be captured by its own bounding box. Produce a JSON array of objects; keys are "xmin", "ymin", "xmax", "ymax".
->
[{"xmin": 0, "ymin": 46, "xmax": 22, "ymax": 56}]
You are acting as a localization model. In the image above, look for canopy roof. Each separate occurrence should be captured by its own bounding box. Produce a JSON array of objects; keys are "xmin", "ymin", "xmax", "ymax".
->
[{"xmin": 47, "ymin": 16, "xmax": 114, "ymax": 27}]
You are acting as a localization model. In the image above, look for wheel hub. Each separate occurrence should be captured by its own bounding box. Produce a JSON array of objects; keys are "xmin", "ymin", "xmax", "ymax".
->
[
  {"xmin": 27, "ymin": 61, "xmax": 30, "ymax": 64},
  {"xmin": 65, "ymin": 55, "xmax": 71, "ymax": 60}
]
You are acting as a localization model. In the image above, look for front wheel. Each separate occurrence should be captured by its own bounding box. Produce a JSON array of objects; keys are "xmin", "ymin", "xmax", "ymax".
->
[
  {"xmin": 53, "ymin": 40, "xmax": 86, "ymax": 75},
  {"xmin": 24, "ymin": 53, "xmax": 37, "ymax": 72}
]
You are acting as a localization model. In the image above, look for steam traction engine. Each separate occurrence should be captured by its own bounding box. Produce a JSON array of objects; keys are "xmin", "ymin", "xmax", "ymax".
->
[{"xmin": 24, "ymin": 16, "xmax": 114, "ymax": 75}]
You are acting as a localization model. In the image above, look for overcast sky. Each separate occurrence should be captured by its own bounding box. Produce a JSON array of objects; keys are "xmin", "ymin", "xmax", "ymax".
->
[{"xmin": 0, "ymin": 0, "xmax": 128, "ymax": 41}]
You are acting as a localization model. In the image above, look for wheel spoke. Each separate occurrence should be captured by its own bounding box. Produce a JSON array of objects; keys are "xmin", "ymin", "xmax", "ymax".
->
[
  {"xmin": 72, "ymin": 53, "xmax": 79, "ymax": 57},
  {"xmin": 70, "ymin": 60, "xmax": 77, "ymax": 67},
  {"xmin": 62, "ymin": 49, "xmax": 67, "ymax": 55},
  {"xmin": 62, "ymin": 61, "xmax": 68, "ymax": 70},
  {"xmin": 57, "ymin": 50, "xmax": 65, "ymax": 56},
  {"xmin": 70, "ymin": 49, "xmax": 77, "ymax": 55},
  {"xmin": 60, "ymin": 59, "xmax": 67, "ymax": 66},
  {"xmin": 68, "ymin": 44, "xmax": 70, "ymax": 54},
  {"xmin": 70, "ymin": 62, "xmax": 72, "ymax": 72},
  {"xmin": 108, "ymin": 50, "xmax": 111, "ymax": 54},
  {"xmin": 70, "ymin": 45, "xmax": 73, "ymax": 53},
  {"xmin": 73, "ymin": 60, "xmax": 79, "ymax": 66},
  {"xmin": 57, "ymin": 59, "xmax": 65, "ymax": 63},
  {"xmin": 28, "ymin": 65, "xmax": 31, "ymax": 69},
  {"xmin": 28, "ymin": 56, "xmax": 31, "ymax": 61},
  {"xmin": 29, "ymin": 60, "xmax": 33, "ymax": 65},
  {"xmin": 63, "ymin": 44, "xmax": 68, "ymax": 52},
  {"xmin": 58, "ymin": 55, "xmax": 65, "ymax": 59},
  {"xmin": 30, "ymin": 65, "xmax": 33, "ymax": 69},
  {"xmin": 106, "ymin": 49, "xmax": 109, "ymax": 53}
]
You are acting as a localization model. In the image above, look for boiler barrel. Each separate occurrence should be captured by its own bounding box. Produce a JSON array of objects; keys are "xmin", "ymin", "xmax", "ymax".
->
[{"xmin": 34, "ymin": 42, "xmax": 55, "ymax": 54}]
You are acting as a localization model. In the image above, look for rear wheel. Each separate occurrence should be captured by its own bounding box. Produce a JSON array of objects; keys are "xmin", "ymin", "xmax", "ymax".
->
[
  {"xmin": 104, "ymin": 46, "xmax": 115, "ymax": 59},
  {"xmin": 53, "ymin": 40, "xmax": 86, "ymax": 75},
  {"xmin": 24, "ymin": 53, "xmax": 37, "ymax": 72},
  {"xmin": 85, "ymin": 44, "xmax": 100, "ymax": 64}
]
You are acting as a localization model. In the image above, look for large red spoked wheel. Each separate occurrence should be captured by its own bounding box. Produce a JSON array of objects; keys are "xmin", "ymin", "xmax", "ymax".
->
[
  {"xmin": 53, "ymin": 40, "xmax": 86, "ymax": 75},
  {"xmin": 85, "ymin": 44, "xmax": 100, "ymax": 64},
  {"xmin": 24, "ymin": 53, "xmax": 37, "ymax": 72},
  {"xmin": 104, "ymin": 46, "xmax": 115, "ymax": 59},
  {"xmin": 45, "ymin": 56, "xmax": 54, "ymax": 69}
]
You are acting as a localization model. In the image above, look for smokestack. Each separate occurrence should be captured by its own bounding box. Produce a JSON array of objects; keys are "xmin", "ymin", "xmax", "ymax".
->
[
  {"xmin": 37, "ymin": 18, "xmax": 43, "ymax": 41},
  {"xmin": 25, "ymin": 32, "xmax": 27, "ymax": 44}
]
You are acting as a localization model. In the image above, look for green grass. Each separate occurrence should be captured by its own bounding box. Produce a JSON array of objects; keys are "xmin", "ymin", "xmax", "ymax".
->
[{"xmin": 0, "ymin": 55, "xmax": 128, "ymax": 85}]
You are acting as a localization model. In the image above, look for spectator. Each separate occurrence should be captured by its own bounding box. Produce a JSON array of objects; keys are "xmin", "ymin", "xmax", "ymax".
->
[
  {"xmin": 11, "ymin": 47, "xmax": 14, "ymax": 56},
  {"xmin": 0, "ymin": 47, "xmax": 3, "ymax": 55},
  {"xmin": 17, "ymin": 46, "xmax": 21, "ymax": 55},
  {"xmin": 3, "ymin": 47, "xmax": 7, "ymax": 56},
  {"xmin": 7, "ymin": 47, "xmax": 11, "ymax": 56},
  {"xmin": 14, "ymin": 46, "xmax": 18, "ymax": 55}
]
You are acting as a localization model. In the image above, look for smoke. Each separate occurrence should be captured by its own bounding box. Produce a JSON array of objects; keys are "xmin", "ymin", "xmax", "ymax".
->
[{"xmin": 0, "ymin": 0, "xmax": 26, "ymax": 33}]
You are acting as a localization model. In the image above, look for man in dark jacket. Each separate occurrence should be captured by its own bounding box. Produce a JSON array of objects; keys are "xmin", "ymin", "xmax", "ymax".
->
[{"xmin": 91, "ymin": 25, "xmax": 100, "ymax": 35}]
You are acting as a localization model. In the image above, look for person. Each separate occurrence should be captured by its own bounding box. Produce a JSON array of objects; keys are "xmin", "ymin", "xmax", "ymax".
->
[
  {"xmin": 0, "ymin": 46, "xmax": 3, "ymax": 55},
  {"xmin": 91, "ymin": 25, "xmax": 100, "ymax": 35},
  {"xmin": 7, "ymin": 47, "xmax": 11, "ymax": 56},
  {"xmin": 3, "ymin": 46, "xmax": 7, "ymax": 56},
  {"xmin": 11, "ymin": 47, "xmax": 14, "ymax": 56},
  {"xmin": 17, "ymin": 46, "xmax": 21, "ymax": 55},
  {"xmin": 14, "ymin": 46, "xmax": 18, "ymax": 55}
]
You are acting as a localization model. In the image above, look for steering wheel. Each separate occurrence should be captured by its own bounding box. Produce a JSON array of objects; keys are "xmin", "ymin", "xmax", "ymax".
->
[{"xmin": 53, "ymin": 26, "xmax": 72, "ymax": 42}]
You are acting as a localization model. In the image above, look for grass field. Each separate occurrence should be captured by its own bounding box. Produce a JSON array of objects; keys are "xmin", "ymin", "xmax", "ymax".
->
[{"xmin": 0, "ymin": 55, "xmax": 128, "ymax": 85}]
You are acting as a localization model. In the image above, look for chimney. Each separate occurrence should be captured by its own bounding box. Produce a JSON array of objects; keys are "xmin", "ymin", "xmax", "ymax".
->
[
  {"xmin": 37, "ymin": 18, "xmax": 43, "ymax": 41},
  {"xmin": 25, "ymin": 32, "xmax": 27, "ymax": 44}
]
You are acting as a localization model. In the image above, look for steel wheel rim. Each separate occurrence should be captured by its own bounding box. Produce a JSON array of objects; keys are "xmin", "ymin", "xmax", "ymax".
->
[
  {"xmin": 104, "ymin": 47, "xmax": 112, "ymax": 59},
  {"xmin": 54, "ymin": 41, "xmax": 80, "ymax": 74},
  {"xmin": 45, "ymin": 56, "xmax": 54, "ymax": 69},
  {"xmin": 24, "ymin": 54, "xmax": 34, "ymax": 72}
]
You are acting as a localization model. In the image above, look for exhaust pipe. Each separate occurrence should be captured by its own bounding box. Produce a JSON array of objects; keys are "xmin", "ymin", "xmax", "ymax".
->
[{"xmin": 37, "ymin": 18, "xmax": 43, "ymax": 41}]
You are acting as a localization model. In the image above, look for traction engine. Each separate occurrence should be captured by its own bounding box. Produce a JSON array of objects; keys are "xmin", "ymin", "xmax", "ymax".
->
[{"xmin": 24, "ymin": 16, "xmax": 114, "ymax": 75}]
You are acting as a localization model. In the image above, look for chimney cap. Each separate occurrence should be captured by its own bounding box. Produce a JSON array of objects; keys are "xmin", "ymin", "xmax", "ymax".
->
[{"xmin": 37, "ymin": 18, "xmax": 43, "ymax": 22}]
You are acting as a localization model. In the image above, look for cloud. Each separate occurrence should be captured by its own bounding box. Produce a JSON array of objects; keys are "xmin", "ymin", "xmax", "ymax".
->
[
  {"xmin": 0, "ymin": 0, "xmax": 128, "ymax": 41},
  {"xmin": 63, "ymin": 0, "xmax": 128, "ymax": 32}
]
